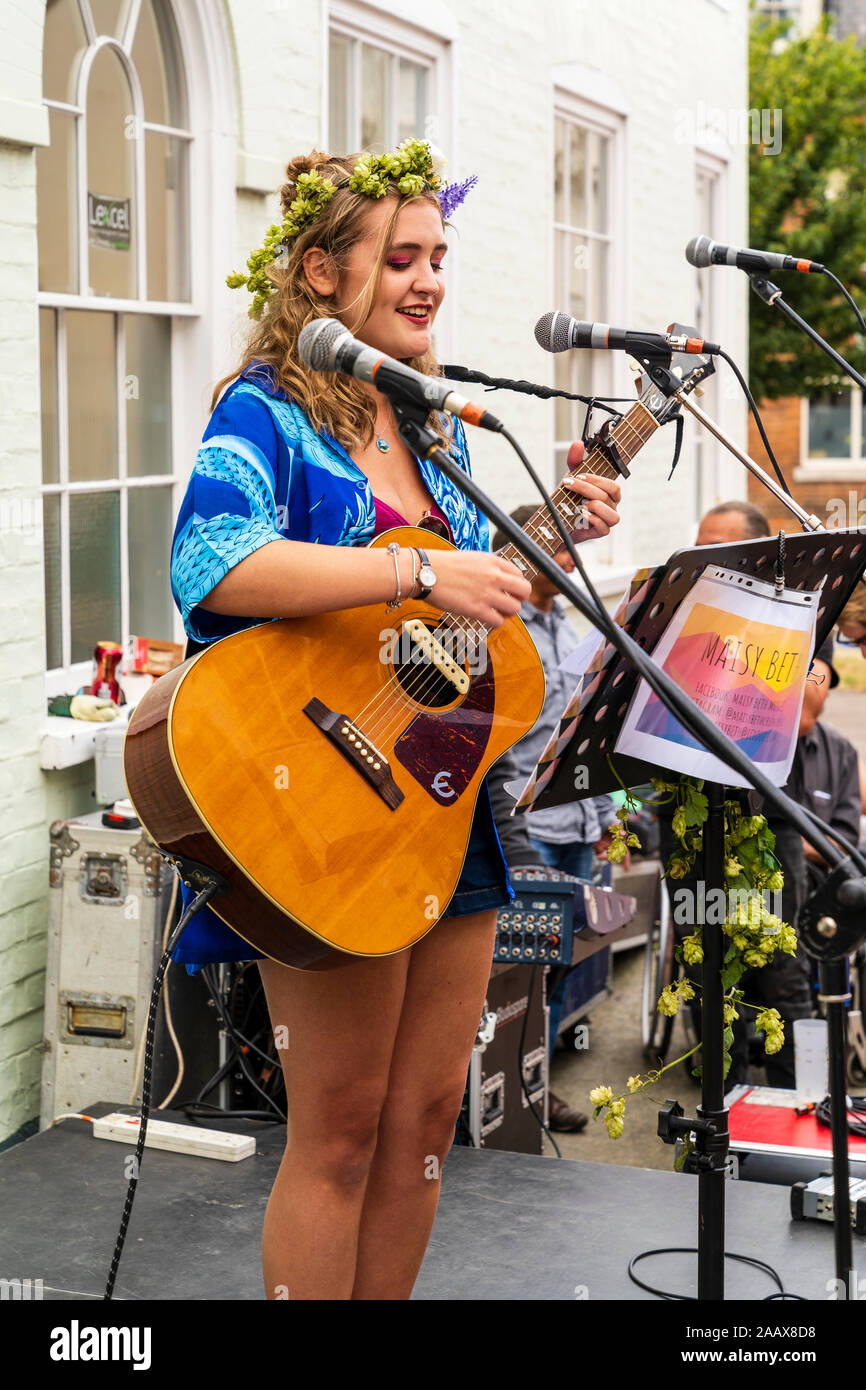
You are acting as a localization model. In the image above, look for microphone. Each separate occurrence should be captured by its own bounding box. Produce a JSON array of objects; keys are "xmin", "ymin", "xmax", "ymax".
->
[
  {"xmin": 534, "ymin": 311, "xmax": 718, "ymax": 356},
  {"xmin": 686, "ymin": 235, "xmax": 824, "ymax": 275},
  {"xmin": 297, "ymin": 318, "xmax": 503, "ymax": 432}
]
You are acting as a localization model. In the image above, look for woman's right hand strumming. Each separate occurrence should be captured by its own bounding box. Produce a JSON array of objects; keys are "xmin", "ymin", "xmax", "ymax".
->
[
  {"xmin": 422, "ymin": 548, "xmax": 531, "ymax": 626},
  {"xmin": 198, "ymin": 536, "xmax": 532, "ymax": 628}
]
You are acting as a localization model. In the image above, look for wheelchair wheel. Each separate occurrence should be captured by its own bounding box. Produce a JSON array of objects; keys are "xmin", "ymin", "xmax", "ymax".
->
[{"xmin": 641, "ymin": 871, "xmax": 675, "ymax": 1061}]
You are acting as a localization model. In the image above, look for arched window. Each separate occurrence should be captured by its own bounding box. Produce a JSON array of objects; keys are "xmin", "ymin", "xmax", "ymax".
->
[{"xmin": 38, "ymin": 0, "xmax": 192, "ymax": 674}]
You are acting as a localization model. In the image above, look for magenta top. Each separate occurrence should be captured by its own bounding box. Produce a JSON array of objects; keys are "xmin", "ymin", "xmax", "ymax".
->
[{"xmin": 372, "ymin": 495, "xmax": 452, "ymax": 540}]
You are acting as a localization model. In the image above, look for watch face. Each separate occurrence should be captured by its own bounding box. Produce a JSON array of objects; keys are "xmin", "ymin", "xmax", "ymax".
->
[{"xmin": 419, "ymin": 564, "xmax": 436, "ymax": 586}]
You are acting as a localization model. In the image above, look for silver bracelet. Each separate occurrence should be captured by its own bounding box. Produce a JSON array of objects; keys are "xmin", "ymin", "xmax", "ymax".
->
[{"xmin": 385, "ymin": 542, "xmax": 403, "ymax": 609}]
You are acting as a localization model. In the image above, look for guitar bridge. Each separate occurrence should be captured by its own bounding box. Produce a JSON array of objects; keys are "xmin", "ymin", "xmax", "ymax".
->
[{"xmin": 303, "ymin": 698, "xmax": 404, "ymax": 810}]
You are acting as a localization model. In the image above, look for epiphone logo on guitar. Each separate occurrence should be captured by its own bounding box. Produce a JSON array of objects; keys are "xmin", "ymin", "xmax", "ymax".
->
[{"xmin": 431, "ymin": 770, "xmax": 455, "ymax": 798}]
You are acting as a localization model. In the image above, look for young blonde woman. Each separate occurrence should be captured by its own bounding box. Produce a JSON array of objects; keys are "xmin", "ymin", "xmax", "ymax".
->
[{"xmin": 169, "ymin": 141, "xmax": 622, "ymax": 1300}]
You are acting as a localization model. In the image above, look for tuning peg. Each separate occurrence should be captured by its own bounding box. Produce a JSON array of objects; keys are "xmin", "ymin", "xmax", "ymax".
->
[
  {"xmin": 694, "ymin": 385, "xmax": 705, "ymax": 397},
  {"xmin": 627, "ymin": 358, "xmax": 640, "ymax": 373}
]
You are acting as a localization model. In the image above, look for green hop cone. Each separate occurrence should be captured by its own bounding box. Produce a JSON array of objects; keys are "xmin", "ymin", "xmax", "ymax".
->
[
  {"xmin": 605, "ymin": 1110, "xmax": 625, "ymax": 1139},
  {"xmin": 658, "ymin": 986, "xmax": 679, "ymax": 1017},
  {"xmin": 682, "ymin": 935, "xmax": 704, "ymax": 965},
  {"xmin": 589, "ymin": 1085, "xmax": 613, "ymax": 1106},
  {"xmin": 779, "ymin": 924, "xmax": 798, "ymax": 954}
]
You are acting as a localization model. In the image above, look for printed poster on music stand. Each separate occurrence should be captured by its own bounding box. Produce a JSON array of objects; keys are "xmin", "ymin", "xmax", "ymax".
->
[{"xmin": 614, "ymin": 566, "xmax": 818, "ymax": 789}]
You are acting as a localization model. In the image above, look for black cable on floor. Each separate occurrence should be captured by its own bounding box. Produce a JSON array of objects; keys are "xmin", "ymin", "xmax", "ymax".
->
[{"xmin": 627, "ymin": 1246, "xmax": 807, "ymax": 1300}]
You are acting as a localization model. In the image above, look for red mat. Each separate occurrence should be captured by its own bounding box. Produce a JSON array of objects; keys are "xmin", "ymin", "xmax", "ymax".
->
[{"xmin": 728, "ymin": 1086, "xmax": 866, "ymax": 1155}]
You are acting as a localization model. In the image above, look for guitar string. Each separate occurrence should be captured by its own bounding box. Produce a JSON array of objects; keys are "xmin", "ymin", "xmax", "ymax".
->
[
  {"xmin": 348, "ymin": 401, "xmax": 661, "ymax": 750},
  {"xmin": 354, "ymin": 402, "xmax": 661, "ymax": 747},
  {"xmin": 349, "ymin": 404, "xmax": 660, "ymax": 751}
]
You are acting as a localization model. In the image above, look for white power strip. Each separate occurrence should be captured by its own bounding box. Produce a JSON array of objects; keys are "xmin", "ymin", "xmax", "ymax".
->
[{"xmin": 92, "ymin": 1112, "xmax": 256, "ymax": 1162}]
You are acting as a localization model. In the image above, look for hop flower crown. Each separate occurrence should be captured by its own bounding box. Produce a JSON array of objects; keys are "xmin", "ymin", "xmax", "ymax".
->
[{"xmin": 226, "ymin": 138, "xmax": 478, "ymax": 317}]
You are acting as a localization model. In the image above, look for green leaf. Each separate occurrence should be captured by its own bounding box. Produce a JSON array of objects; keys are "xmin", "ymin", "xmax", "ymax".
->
[{"xmin": 721, "ymin": 960, "xmax": 746, "ymax": 991}]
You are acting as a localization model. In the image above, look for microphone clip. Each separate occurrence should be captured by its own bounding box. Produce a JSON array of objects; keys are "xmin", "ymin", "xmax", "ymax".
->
[{"xmin": 628, "ymin": 342, "xmax": 683, "ymax": 398}]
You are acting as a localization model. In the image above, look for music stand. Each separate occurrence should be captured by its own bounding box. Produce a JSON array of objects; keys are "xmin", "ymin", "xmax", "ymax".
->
[{"xmin": 515, "ymin": 527, "xmax": 866, "ymax": 1299}]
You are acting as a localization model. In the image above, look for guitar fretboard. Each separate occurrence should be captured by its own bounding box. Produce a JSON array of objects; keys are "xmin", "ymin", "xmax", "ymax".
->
[{"xmin": 438, "ymin": 397, "xmax": 660, "ymax": 645}]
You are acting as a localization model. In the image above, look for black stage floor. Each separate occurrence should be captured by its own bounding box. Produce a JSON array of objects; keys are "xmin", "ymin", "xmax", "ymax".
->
[{"xmin": 0, "ymin": 1101, "xmax": 860, "ymax": 1300}]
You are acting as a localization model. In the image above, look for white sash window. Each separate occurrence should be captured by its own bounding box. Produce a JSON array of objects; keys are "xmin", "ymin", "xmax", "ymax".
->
[{"xmin": 38, "ymin": 0, "xmax": 192, "ymax": 679}]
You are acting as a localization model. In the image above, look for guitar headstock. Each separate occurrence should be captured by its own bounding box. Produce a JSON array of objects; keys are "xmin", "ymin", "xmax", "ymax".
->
[{"xmin": 630, "ymin": 321, "xmax": 715, "ymax": 425}]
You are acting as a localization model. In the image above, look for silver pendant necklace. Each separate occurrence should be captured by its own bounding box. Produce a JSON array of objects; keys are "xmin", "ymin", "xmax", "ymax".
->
[{"xmin": 375, "ymin": 436, "xmax": 390, "ymax": 453}]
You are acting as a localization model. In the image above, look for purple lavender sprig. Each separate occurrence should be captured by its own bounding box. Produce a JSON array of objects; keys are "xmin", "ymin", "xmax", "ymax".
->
[{"xmin": 437, "ymin": 175, "xmax": 479, "ymax": 220}]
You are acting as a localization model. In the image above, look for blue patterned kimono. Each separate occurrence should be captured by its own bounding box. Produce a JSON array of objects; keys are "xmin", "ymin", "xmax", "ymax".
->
[
  {"xmin": 171, "ymin": 364, "xmax": 488, "ymax": 645},
  {"xmin": 168, "ymin": 364, "xmax": 498, "ymax": 972}
]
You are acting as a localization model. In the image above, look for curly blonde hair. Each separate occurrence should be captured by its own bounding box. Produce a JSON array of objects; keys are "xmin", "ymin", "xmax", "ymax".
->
[{"xmin": 212, "ymin": 149, "xmax": 452, "ymax": 453}]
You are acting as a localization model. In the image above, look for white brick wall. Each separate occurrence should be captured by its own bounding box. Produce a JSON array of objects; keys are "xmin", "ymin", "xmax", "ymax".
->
[
  {"xmin": 0, "ymin": 127, "xmax": 50, "ymax": 1141},
  {"xmin": 0, "ymin": 0, "xmax": 750, "ymax": 1141}
]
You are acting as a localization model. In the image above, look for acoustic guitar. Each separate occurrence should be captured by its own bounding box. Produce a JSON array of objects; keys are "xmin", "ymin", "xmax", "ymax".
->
[{"xmin": 123, "ymin": 334, "xmax": 713, "ymax": 969}]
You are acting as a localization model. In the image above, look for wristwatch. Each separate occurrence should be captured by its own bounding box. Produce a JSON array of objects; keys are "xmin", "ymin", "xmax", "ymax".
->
[{"xmin": 414, "ymin": 547, "xmax": 437, "ymax": 601}]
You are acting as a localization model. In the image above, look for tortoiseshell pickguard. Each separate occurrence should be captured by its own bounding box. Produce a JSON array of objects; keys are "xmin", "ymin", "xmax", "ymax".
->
[{"xmin": 392, "ymin": 666, "xmax": 496, "ymax": 804}]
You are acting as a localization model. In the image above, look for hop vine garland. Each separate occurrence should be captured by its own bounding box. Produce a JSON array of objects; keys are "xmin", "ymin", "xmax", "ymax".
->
[
  {"xmin": 591, "ymin": 773, "xmax": 794, "ymax": 1152},
  {"xmin": 225, "ymin": 139, "xmax": 468, "ymax": 319}
]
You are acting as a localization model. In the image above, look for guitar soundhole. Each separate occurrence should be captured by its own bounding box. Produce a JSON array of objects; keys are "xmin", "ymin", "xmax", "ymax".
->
[{"xmin": 391, "ymin": 622, "xmax": 465, "ymax": 710}]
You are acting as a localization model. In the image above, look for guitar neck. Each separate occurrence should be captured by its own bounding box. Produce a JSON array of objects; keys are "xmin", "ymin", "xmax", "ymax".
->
[
  {"xmin": 439, "ymin": 397, "xmax": 660, "ymax": 641},
  {"xmin": 495, "ymin": 398, "xmax": 659, "ymax": 586}
]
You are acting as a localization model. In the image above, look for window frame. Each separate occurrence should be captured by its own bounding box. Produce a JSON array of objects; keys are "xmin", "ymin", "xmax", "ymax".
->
[
  {"xmin": 550, "ymin": 87, "xmax": 628, "ymax": 578},
  {"xmin": 38, "ymin": 0, "xmax": 199, "ymax": 693},
  {"xmin": 796, "ymin": 388, "xmax": 866, "ymax": 482},
  {"xmin": 326, "ymin": 0, "xmax": 456, "ymax": 358},
  {"xmin": 691, "ymin": 145, "xmax": 731, "ymax": 521}
]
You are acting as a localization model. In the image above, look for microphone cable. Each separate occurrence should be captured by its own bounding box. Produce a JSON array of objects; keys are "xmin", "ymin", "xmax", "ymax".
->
[
  {"xmin": 715, "ymin": 347, "xmax": 792, "ymax": 497},
  {"xmin": 815, "ymin": 1092, "xmax": 866, "ymax": 1139},
  {"xmin": 442, "ymin": 363, "xmax": 636, "ymax": 415},
  {"xmin": 517, "ymin": 959, "xmax": 562, "ymax": 1157},
  {"xmin": 818, "ymin": 266, "xmax": 866, "ymax": 337}
]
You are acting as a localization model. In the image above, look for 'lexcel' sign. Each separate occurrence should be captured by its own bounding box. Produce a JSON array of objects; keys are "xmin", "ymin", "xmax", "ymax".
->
[{"xmin": 88, "ymin": 193, "xmax": 131, "ymax": 251}]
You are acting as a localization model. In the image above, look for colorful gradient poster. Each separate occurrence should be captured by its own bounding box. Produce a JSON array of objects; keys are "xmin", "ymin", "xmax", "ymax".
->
[{"xmin": 615, "ymin": 566, "xmax": 819, "ymax": 788}]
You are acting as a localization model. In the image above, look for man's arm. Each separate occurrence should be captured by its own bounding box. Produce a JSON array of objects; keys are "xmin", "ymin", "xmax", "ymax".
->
[{"xmin": 487, "ymin": 748, "xmax": 545, "ymax": 868}]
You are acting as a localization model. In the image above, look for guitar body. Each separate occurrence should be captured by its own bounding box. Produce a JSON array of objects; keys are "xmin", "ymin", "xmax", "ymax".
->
[{"xmin": 123, "ymin": 527, "xmax": 545, "ymax": 970}]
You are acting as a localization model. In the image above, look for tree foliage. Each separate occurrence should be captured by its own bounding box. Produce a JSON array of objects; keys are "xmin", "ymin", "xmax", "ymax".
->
[{"xmin": 749, "ymin": 13, "xmax": 866, "ymax": 400}]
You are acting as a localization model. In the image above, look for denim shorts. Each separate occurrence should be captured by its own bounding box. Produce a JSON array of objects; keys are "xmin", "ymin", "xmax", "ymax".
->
[{"xmin": 172, "ymin": 782, "xmax": 512, "ymax": 975}]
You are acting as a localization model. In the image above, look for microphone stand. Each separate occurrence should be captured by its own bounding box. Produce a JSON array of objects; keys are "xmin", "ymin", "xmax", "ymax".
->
[
  {"xmin": 388, "ymin": 393, "xmax": 866, "ymax": 1299},
  {"xmin": 670, "ymin": 390, "xmax": 823, "ymax": 532},
  {"xmin": 749, "ymin": 275, "xmax": 866, "ymax": 393}
]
